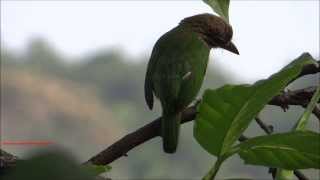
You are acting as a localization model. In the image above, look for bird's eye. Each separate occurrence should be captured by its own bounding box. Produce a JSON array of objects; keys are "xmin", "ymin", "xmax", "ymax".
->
[{"xmin": 214, "ymin": 37, "xmax": 225, "ymax": 44}]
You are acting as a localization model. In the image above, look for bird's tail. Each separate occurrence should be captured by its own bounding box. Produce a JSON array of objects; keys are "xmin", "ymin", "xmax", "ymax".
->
[{"xmin": 162, "ymin": 111, "xmax": 181, "ymax": 153}]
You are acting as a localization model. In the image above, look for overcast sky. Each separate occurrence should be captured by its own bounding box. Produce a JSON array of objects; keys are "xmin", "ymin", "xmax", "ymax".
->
[{"xmin": 1, "ymin": 1, "xmax": 319, "ymax": 83}]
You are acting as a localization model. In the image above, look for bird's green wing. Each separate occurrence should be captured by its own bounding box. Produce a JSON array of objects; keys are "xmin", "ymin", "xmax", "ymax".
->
[
  {"xmin": 144, "ymin": 29, "xmax": 181, "ymax": 110},
  {"xmin": 145, "ymin": 26, "xmax": 209, "ymax": 111},
  {"xmin": 144, "ymin": 45, "xmax": 158, "ymax": 110}
]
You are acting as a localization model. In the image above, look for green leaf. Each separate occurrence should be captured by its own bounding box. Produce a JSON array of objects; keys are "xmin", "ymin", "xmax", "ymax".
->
[
  {"xmin": 84, "ymin": 164, "xmax": 112, "ymax": 176},
  {"xmin": 275, "ymin": 169, "xmax": 294, "ymax": 180},
  {"xmin": 235, "ymin": 131, "xmax": 320, "ymax": 169},
  {"xmin": 203, "ymin": 0, "xmax": 230, "ymax": 22},
  {"xmin": 194, "ymin": 53, "xmax": 316, "ymax": 157}
]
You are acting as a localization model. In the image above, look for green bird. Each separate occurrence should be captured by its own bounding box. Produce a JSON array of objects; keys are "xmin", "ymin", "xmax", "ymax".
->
[{"xmin": 144, "ymin": 13, "xmax": 239, "ymax": 153}]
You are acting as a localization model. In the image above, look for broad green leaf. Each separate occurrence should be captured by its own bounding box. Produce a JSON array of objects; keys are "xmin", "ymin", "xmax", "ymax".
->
[
  {"xmin": 235, "ymin": 131, "xmax": 320, "ymax": 169},
  {"xmin": 203, "ymin": 0, "xmax": 230, "ymax": 22},
  {"xmin": 194, "ymin": 53, "xmax": 316, "ymax": 157}
]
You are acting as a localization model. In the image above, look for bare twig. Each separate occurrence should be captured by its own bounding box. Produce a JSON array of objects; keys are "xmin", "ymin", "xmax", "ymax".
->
[
  {"xmin": 294, "ymin": 170, "xmax": 310, "ymax": 180},
  {"xmin": 255, "ymin": 116, "xmax": 273, "ymax": 134}
]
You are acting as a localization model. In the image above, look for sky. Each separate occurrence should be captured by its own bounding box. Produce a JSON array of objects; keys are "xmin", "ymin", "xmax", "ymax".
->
[{"xmin": 1, "ymin": 1, "xmax": 319, "ymax": 83}]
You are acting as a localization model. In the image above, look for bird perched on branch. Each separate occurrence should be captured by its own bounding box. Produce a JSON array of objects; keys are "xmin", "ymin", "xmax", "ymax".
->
[{"xmin": 144, "ymin": 13, "xmax": 239, "ymax": 153}]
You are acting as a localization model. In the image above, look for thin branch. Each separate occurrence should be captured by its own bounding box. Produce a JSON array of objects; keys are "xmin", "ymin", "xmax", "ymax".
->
[
  {"xmin": 85, "ymin": 61, "xmax": 319, "ymax": 166},
  {"xmin": 294, "ymin": 171, "xmax": 310, "ymax": 180},
  {"xmin": 255, "ymin": 116, "xmax": 273, "ymax": 134},
  {"xmin": 254, "ymin": 117, "xmax": 276, "ymax": 179}
]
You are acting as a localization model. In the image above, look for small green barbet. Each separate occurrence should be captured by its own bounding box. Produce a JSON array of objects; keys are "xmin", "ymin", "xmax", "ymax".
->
[{"xmin": 144, "ymin": 13, "xmax": 239, "ymax": 153}]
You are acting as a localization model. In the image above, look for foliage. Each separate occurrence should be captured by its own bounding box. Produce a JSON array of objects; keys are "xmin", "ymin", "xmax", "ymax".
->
[
  {"xmin": 195, "ymin": 53, "xmax": 315, "ymax": 157},
  {"xmin": 3, "ymin": 150, "xmax": 97, "ymax": 180},
  {"xmin": 194, "ymin": 53, "xmax": 319, "ymax": 179},
  {"xmin": 203, "ymin": 0, "xmax": 230, "ymax": 22},
  {"xmin": 193, "ymin": 0, "xmax": 320, "ymax": 179},
  {"xmin": 235, "ymin": 131, "xmax": 320, "ymax": 169}
]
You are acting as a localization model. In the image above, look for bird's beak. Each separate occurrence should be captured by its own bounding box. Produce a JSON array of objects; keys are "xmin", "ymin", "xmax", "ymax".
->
[{"xmin": 222, "ymin": 42, "xmax": 239, "ymax": 55}]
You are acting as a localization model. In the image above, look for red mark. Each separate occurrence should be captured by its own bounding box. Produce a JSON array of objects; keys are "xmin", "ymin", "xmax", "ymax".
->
[{"xmin": 1, "ymin": 140, "xmax": 54, "ymax": 146}]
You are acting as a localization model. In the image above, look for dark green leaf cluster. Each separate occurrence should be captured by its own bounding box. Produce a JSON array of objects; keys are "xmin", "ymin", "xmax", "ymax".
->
[{"xmin": 194, "ymin": 53, "xmax": 319, "ymax": 179}]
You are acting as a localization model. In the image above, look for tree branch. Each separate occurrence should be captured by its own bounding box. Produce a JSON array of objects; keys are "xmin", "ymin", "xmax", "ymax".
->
[
  {"xmin": 269, "ymin": 86, "xmax": 320, "ymax": 120},
  {"xmin": 85, "ymin": 61, "xmax": 319, "ymax": 166},
  {"xmin": 84, "ymin": 107, "xmax": 196, "ymax": 165},
  {"xmin": 297, "ymin": 60, "xmax": 320, "ymax": 78}
]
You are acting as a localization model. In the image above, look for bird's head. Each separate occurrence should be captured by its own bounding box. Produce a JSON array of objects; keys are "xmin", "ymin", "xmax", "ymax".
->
[{"xmin": 180, "ymin": 13, "xmax": 239, "ymax": 55}]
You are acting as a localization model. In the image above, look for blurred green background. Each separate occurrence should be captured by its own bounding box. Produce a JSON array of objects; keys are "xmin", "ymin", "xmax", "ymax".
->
[{"xmin": 1, "ymin": 38, "xmax": 319, "ymax": 179}]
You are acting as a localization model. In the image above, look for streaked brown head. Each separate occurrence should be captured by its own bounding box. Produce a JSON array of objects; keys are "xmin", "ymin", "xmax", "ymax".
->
[{"xmin": 180, "ymin": 13, "xmax": 239, "ymax": 55}]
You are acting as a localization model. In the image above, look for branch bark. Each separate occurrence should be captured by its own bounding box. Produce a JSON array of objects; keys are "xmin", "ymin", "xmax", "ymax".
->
[
  {"xmin": 297, "ymin": 60, "xmax": 320, "ymax": 78},
  {"xmin": 84, "ymin": 107, "xmax": 196, "ymax": 165},
  {"xmin": 85, "ymin": 61, "xmax": 319, "ymax": 166},
  {"xmin": 269, "ymin": 86, "xmax": 320, "ymax": 120}
]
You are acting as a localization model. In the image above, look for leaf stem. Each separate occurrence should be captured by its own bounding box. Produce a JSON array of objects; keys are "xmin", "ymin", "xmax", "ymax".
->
[{"xmin": 203, "ymin": 158, "xmax": 224, "ymax": 180}]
